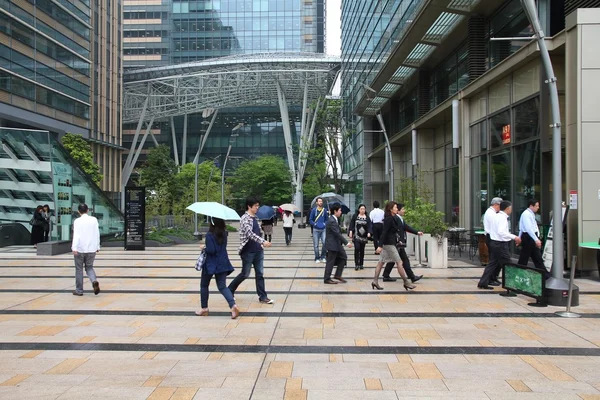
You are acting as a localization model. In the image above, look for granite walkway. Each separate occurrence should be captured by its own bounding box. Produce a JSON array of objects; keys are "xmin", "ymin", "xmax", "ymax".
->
[{"xmin": 0, "ymin": 225, "xmax": 599, "ymax": 399}]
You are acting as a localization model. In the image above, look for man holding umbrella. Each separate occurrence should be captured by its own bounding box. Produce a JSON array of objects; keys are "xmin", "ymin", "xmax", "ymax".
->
[{"xmin": 228, "ymin": 197, "xmax": 274, "ymax": 304}]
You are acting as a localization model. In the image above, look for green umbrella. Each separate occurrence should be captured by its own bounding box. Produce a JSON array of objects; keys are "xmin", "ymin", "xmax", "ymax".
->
[{"xmin": 186, "ymin": 202, "xmax": 240, "ymax": 221}]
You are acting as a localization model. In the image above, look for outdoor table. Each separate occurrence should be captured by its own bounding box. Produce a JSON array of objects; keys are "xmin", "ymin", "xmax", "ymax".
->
[
  {"xmin": 447, "ymin": 228, "xmax": 467, "ymax": 257},
  {"xmin": 579, "ymin": 241, "xmax": 600, "ymax": 280},
  {"xmin": 474, "ymin": 230, "xmax": 488, "ymax": 265}
]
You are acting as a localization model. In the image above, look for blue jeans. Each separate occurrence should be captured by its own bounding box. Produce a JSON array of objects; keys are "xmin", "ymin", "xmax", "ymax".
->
[
  {"xmin": 313, "ymin": 229, "xmax": 326, "ymax": 260},
  {"xmin": 228, "ymin": 251, "xmax": 268, "ymax": 301},
  {"xmin": 200, "ymin": 271, "xmax": 235, "ymax": 309}
]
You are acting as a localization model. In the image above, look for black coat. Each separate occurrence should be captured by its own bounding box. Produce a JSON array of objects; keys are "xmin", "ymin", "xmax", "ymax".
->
[
  {"xmin": 325, "ymin": 215, "xmax": 348, "ymax": 253},
  {"xmin": 396, "ymin": 215, "xmax": 418, "ymax": 244},
  {"xmin": 379, "ymin": 215, "xmax": 400, "ymax": 246}
]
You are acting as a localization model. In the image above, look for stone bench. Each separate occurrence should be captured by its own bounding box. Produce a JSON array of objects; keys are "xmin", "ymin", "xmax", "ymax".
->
[{"xmin": 37, "ymin": 240, "xmax": 72, "ymax": 256}]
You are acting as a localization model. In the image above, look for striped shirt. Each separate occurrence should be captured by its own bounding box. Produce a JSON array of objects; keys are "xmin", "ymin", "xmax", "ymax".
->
[{"xmin": 238, "ymin": 212, "xmax": 265, "ymax": 254}]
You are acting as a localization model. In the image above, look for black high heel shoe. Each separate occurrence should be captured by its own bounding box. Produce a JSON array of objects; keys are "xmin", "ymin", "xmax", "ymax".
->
[
  {"xmin": 371, "ymin": 281, "xmax": 384, "ymax": 290},
  {"xmin": 403, "ymin": 283, "xmax": 416, "ymax": 291}
]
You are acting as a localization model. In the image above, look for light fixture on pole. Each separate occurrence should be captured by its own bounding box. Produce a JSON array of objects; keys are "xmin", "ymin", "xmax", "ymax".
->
[
  {"xmin": 193, "ymin": 119, "xmax": 212, "ymax": 238},
  {"xmin": 221, "ymin": 123, "xmax": 243, "ymax": 204},
  {"xmin": 375, "ymin": 113, "xmax": 394, "ymax": 201}
]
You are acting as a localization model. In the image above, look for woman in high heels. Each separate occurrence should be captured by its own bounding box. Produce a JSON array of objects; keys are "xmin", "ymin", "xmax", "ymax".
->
[
  {"xmin": 372, "ymin": 201, "xmax": 416, "ymax": 291},
  {"xmin": 196, "ymin": 218, "xmax": 240, "ymax": 319}
]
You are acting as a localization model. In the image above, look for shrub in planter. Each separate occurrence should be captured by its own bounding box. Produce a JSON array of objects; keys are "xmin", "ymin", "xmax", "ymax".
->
[{"xmin": 404, "ymin": 198, "xmax": 448, "ymax": 242}]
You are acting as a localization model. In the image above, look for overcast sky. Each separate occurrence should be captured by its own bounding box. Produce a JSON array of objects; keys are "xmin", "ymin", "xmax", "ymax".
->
[{"xmin": 326, "ymin": 0, "xmax": 341, "ymax": 56}]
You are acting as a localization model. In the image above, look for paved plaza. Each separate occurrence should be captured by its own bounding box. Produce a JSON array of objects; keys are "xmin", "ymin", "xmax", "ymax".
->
[{"xmin": 0, "ymin": 225, "xmax": 599, "ymax": 399}]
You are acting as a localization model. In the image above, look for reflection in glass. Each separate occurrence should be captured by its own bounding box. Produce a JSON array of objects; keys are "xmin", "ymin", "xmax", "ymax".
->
[
  {"xmin": 491, "ymin": 151, "xmax": 511, "ymax": 202},
  {"xmin": 490, "ymin": 110, "xmax": 510, "ymax": 149},
  {"xmin": 513, "ymin": 140, "xmax": 540, "ymax": 233},
  {"xmin": 514, "ymin": 97, "xmax": 540, "ymax": 142},
  {"xmin": 471, "ymin": 155, "xmax": 488, "ymax": 228}
]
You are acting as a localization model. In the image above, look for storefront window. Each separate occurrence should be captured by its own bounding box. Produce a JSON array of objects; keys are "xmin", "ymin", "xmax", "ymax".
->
[
  {"xmin": 514, "ymin": 97, "xmax": 540, "ymax": 142},
  {"xmin": 513, "ymin": 140, "xmax": 541, "ymax": 229},
  {"xmin": 490, "ymin": 110, "xmax": 510, "ymax": 149},
  {"xmin": 491, "ymin": 150, "xmax": 512, "ymax": 202},
  {"xmin": 470, "ymin": 120, "xmax": 487, "ymax": 154},
  {"xmin": 471, "ymin": 155, "xmax": 488, "ymax": 228}
]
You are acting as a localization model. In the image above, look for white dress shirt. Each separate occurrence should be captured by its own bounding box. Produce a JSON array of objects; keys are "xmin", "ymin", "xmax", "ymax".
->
[
  {"xmin": 490, "ymin": 211, "xmax": 517, "ymax": 242},
  {"xmin": 483, "ymin": 207, "xmax": 497, "ymax": 235},
  {"xmin": 519, "ymin": 208, "xmax": 539, "ymax": 239},
  {"xmin": 71, "ymin": 213, "xmax": 100, "ymax": 253},
  {"xmin": 369, "ymin": 208, "xmax": 384, "ymax": 224}
]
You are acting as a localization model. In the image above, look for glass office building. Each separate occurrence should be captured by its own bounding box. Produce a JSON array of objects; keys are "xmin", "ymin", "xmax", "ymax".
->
[
  {"xmin": 0, "ymin": 0, "xmax": 124, "ymax": 228},
  {"xmin": 342, "ymin": 0, "xmax": 600, "ymax": 272},
  {"xmin": 122, "ymin": 0, "xmax": 325, "ymax": 170}
]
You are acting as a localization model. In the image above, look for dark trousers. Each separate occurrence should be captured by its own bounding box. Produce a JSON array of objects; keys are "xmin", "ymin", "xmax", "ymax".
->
[
  {"xmin": 372, "ymin": 223, "xmax": 383, "ymax": 250},
  {"xmin": 479, "ymin": 240, "xmax": 511, "ymax": 286},
  {"xmin": 383, "ymin": 247, "xmax": 414, "ymax": 279},
  {"xmin": 353, "ymin": 240, "xmax": 366, "ymax": 266},
  {"xmin": 264, "ymin": 234, "xmax": 272, "ymax": 242},
  {"xmin": 485, "ymin": 234, "xmax": 501, "ymax": 279},
  {"xmin": 200, "ymin": 271, "xmax": 235, "ymax": 308},
  {"xmin": 518, "ymin": 233, "xmax": 549, "ymax": 278},
  {"xmin": 324, "ymin": 250, "xmax": 346, "ymax": 281},
  {"xmin": 228, "ymin": 251, "xmax": 268, "ymax": 301},
  {"xmin": 283, "ymin": 227, "xmax": 293, "ymax": 244}
]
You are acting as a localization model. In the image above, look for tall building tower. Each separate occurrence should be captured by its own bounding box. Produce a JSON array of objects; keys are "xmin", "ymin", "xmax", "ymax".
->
[
  {"xmin": 121, "ymin": 0, "xmax": 326, "ymax": 171},
  {"xmin": 0, "ymin": 0, "xmax": 123, "ymax": 200}
]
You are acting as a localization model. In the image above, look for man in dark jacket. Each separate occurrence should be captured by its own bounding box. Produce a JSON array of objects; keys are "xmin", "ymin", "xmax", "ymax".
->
[
  {"xmin": 323, "ymin": 204, "xmax": 352, "ymax": 284},
  {"xmin": 383, "ymin": 203, "xmax": 424, "ymax": 283}
]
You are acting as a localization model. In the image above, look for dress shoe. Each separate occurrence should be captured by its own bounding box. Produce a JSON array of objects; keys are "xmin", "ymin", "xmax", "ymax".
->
[
  {"xmin": 334, "ymin": 276, "xmax": 347, "ymax": 283},
  {"xmin": 324, "ymin": 279, "xmax": 338, "ymax": 284},
  {"xmin": 93, "ymin": 281, "xmax": 100, "ymax": 295},
  {"xmin": 382, "ymin": 277, "xmax": 396, "ymax": 282},
  {"xmin": 411, "ymin": 275, "xmax": 423, "ymax": 283},
  {"xmin": 488, "ymin": 281, "xmax": 500, "ymax": 287},
  {"xmin": 477, "ymin": 285, "xmax": 494, "ymax": 290}
]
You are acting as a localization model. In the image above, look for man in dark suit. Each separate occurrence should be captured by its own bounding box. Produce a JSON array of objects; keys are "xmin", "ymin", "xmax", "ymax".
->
[
  {"xmin": 383, "ymin": 202, "xmax": 424, "ymax": 283},
  {"xmin": 324, "ymin": 204, "xmax": 353, "ymax": 284}
]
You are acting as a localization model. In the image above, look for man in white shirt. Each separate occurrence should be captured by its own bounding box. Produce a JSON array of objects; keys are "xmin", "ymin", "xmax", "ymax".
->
[
  {"xmin": 478, "ymin": 200, "xmax": 521, "ymax": 289},
  {"xmin": 482, "ymin": 197, "xmax": 502, "ymax": 279},
  {"xmin": 518, "ymin": 199, "xmax": 549, "ymax": 278},
  {"xmin": 71, "ymin": 203, "xmax": 101, "ymax": 296},
  {"xmin": 369, "ymin": 201, "xmax": 384, "ymax": 253}
]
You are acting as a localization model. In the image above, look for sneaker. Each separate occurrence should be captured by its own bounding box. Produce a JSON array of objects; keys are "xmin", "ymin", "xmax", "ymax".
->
[
  {"xmin": 315, "ymin": 259, "xmax": 321, "ymax": 264},
  {"xmin": 72, "ymin": 291, "xmax": 83, "ymax": 296},
  {"xmin": 320, "ymin": 258, "xmax": 326, "ymax": 263},
  {"xmin": 259, "ymin": 298, "xmax": 275, "ymax": 304}
]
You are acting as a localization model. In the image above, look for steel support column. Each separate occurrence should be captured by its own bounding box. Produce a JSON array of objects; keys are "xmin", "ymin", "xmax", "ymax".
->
[
  {"xmin": 276, "ymin": 80, "xmax": 297, "ymax": 188},
  {"xmin": 170, "ymin": 117, "xmax": 179, "ymax": 166},
  {"xmin": 182, "ymin": 114, "xmax": 188, "ymax": 166}
]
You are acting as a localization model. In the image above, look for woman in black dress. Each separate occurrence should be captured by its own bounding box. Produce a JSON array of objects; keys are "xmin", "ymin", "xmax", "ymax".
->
[
  {"xmin": 348, "ymin": 204, "xmax": 372, "ymax": 270},
  {"xmin": 30, "ymin": 205, "xmax": 45, "ymax": 248},
  {"xmin": 42, "ymin": 204, "xmax": 51, "ymax": 242}
]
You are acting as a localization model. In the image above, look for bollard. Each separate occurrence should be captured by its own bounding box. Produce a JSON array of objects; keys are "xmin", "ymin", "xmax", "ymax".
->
[
  {"xmin": 414, "ymin": 235, "xmax": 426, "ymax": 267},
  {"xmin": 555, "ymin": 256, "xmax": 581, "ymax": 318}
]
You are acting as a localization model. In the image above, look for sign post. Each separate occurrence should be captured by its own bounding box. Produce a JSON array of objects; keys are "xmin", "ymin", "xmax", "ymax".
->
[{"xmin": 124, "ymin": 187, "xmax": 146, "ymax": 251}]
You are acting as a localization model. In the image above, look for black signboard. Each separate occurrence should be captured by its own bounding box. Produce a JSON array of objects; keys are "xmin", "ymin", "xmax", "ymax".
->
[{"xmin": 125, "ymin": 186, "xmax": 145, "ymax": 251}]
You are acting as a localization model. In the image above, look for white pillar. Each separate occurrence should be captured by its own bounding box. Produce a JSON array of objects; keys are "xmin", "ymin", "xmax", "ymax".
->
[
  {"xmin": 182, "ymin": 114, "xmax": 188, "ymax": 165},
  {"xmin": 276, "ymin": 81, "xmax": 297, "ymax": 187},
  {"xmin": 170, "ymin": 116, "xmax": 179, "ymax": 166}
]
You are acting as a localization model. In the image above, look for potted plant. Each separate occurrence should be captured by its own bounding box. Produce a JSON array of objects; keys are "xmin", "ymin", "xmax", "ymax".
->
[{"xmin": 404, "ymin": 198, "xmax": 448, "ymax": 268}]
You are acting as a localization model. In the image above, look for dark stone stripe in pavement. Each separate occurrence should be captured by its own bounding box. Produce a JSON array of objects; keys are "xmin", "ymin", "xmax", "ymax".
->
[
  {"xmin": 0, "ymin": 342, "xmax": 599, "ymax": 356},
  {"xmin": 0, "ymin": 275, "xmax": 484, "ymax": 280},
  {"xmin": 1, "ymin": 309, "xmax": 599, "ymax": 318}
]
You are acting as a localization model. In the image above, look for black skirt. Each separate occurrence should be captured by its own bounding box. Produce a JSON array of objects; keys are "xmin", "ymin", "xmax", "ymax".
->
[{"xmin": 30, "ymin": 225, "xmax": 44, "ymax": 245}]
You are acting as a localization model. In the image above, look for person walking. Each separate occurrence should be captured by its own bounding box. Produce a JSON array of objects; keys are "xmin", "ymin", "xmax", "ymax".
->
[
  {"xmin": 196, "ymin": 217, "xmax": 240, "ymax": 319},
  {"xmin": 309, "ymin": 197, "xmax": 328, "ymax": 263},
  {"xmin": 372, "ymin": 201, "xmax": 417, "ymax": 291},
  {"xmin": 71, "ymin": 204, "xmax": 101, "ymax": 296},
  {"xmin": 382, "ymin": 203, "xmax": 424, "ymax": 283},
  {"xmin": 282, "ymin": 210, "xmax": 295, "ymax": 245},
  {"xmin": 41, "ymin": 204, "xmax": 51, "ymax": 242},
  {"xmin": 324, "ymin": 204, "xmax": 353, "ymax": 284},
  {"xmin": 483, "ymin": 197, "xmax": 502, "ymax": 280},
  {"xmin": 518, "ymin": 199, "xmax": 549, "ymax": 279},
  {"xmin": 261, "ymin": 217, "xmax": 274, "ymax": 242},
  {"xmin": 369, "ymin": 201, "xmax": 384, "ymax": 253},
  {"xmin": 228, "ymin": 197, "xmax": 275, "ymax": 304},
  {"xmin": 348, "ymin": 204, "xmax": 371, "ymax": 270},
  {"xmin": 478, "ymin": 200, "xmax": 521, "ymax": 289},
  {"xmin": 30, "ymin": 205, "xmax": 45, "ymax": 248}
]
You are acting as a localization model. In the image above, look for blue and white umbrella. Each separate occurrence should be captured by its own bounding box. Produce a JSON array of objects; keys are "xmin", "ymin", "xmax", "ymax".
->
[{"xmin": 186, "ymin": 202, "xmax": 240, "ymax": 221}]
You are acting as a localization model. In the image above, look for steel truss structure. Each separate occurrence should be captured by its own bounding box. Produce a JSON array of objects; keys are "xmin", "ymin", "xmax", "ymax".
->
[{"xmin": 121, "ymin": 53, "xmax": 341, "ymax": 210}]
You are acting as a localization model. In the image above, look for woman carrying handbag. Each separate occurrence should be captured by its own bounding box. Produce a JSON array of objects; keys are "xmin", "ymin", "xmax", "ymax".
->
[
  {"xmin": 196, "ymin": 217, "xmax": 240, "ymax": 319},
  {"xmin": 348, "ymin": 204, "xmax": 372, "ymax": 270}
]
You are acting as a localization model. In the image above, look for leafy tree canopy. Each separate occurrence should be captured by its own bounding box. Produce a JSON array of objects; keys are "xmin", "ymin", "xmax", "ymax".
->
[
  {"xmin": 139, "ymin": 145, "xmax": 178, "ymax": 191},
  {"xmin": 228, "ymin": 155, "xmax": 293, "ymax": 208},
  {"xmin": 60, "ymin": 133, "xmax": 102, "ymax": 185}
]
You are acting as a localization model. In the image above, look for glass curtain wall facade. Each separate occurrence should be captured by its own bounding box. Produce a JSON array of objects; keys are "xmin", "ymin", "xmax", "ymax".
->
[
  {"xmin": 0, "ymin": 0, "xmax": 124, "ymax": 203},
  {"xmin": 122, "ymin": 0, "xmax": 325, "ymax": 172}
]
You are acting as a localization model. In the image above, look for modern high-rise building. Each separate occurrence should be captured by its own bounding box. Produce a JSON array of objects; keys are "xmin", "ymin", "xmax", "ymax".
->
[
  {"xmin": 0, "ymin": 1, "xmax": 124, "ymax": 236},
  {"xmin": 122, "ymin": 0, "xmax": 326, "ymax": 173},
  {"xmin": 341, "ymin": 0, "xmax": 600, "ymax": 275}
]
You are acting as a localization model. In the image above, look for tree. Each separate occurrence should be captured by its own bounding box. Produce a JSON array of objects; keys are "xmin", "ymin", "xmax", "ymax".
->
[
  {"xmin": 60, "ymin": 133, "xmax": 103, "ymax": 184},
  {"xmin": 139, "ymin": 145, "xmax": 178, "ymax": 192},
  {"xmin": 228, "ymin": 155, "xmax": 293, "ymax": 207}
]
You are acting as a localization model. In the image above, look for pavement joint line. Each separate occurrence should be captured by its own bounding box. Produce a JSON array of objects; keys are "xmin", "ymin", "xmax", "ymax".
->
[{"xmin": 0, "ymin": 275, "xmax": 489, "ymax": 279}]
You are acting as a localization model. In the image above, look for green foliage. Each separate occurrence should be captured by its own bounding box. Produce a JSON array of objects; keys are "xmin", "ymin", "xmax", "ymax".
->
[
  {"xmin": 395, "ymin": 172, "xmax": 433, "ymax": 206},
  {"xmin": 60, "ymin": 133, "xmax": 103, "ymax": 184},
  {"xmin": 146, "ymin": 227, "xmax": 197, "ymax": 244},
  {"xmin": 228, "ymin": 155, "xmax": 293, "ymax": 207},
  {"xmin": 226, "ymin": 224, "xmax": 238, "ymax": 232},
  {"xmin": 140, "ymin": 145, "xmax": 178, "ymax": 191},
  {"xmin": 302, "ymin": 161, "xmax": 329, "ymax": 201},
  {"xmin": 404, "ymin": 198, "xmax": 448, "ymax": 239}
]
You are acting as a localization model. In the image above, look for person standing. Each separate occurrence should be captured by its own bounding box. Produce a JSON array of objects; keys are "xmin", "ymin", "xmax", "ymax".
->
[
  {"xmin": 309, "ymin": 197, "xmax": 328, "ymax": 263},
  {"xmin": 282, "ymin": 210, "xmax": 295, "ymax": 245},
  {"xmin": 483, "ymin": 197, "xmax": 502, "ymax": 279},
  {"xmin": 30, "ymin": 205, "xmax": 45, "ymax": 248},
  {"xmin": 71, "ymin": 204, "xmax": 100, "ymax": 296},
  {"xmin": 228, "ymin": 197, "xmax": 274, "ymax": 304},
  {"xmin": 382, "ymin": 203, "xmax": 424, "ymax": 283},
  {"xmin": 324, "ymin": 204, "xmax": 353, "ymax": 284},
  {"xmin": 261, "ymin": 217, "xmax": 274, "ymax": 242},
  {"xmin": 372, "ymin": 201, "xmax": 417, "ymax": 291},
  {"xmin": 478, "ymin": 200, "xmax": 521, "ymax": 289},
  {"xmin": 369, "ymin": 201, "xmax": 384, "ymax": 253},
  {"xmin": 518, "ymin": 199, "xmax": 549, "ymax": 279},
  {"xmin": 196, "ymin": 217, "xmax": 239, "ymax": 319},
  {"xmin": 348, "ymin": 204, "xmax": 371, "ymax": 270},
  {"xmin": 42, "ymin": 204, "xmax": 51, "ymax": 242}
]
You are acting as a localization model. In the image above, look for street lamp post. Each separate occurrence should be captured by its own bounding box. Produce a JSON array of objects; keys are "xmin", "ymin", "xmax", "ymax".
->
[
  {"xmin": 193, "ymin": 119, "xmax": 212, "ymax": 237},
  {"xmin": 364, "ymin": 115, "xmax": 394, "ymax": 201},
  {"xmin": 221, "ymin": 123, "xmax": 243, "ymax": 205}
]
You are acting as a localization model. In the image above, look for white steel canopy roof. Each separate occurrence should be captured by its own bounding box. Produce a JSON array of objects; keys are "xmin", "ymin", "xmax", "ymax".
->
[{"xmin": 123, "ymin": 53, "xmax": 341, "ymax": 124}]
